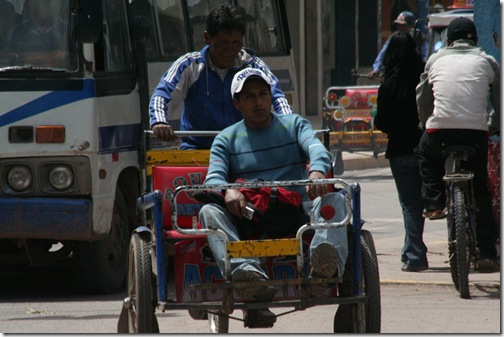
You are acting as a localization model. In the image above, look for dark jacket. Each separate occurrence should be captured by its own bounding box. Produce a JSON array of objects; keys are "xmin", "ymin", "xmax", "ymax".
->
[{"xmin": 375, "ymin": 69, "xmax": 423, "ymax": 159}]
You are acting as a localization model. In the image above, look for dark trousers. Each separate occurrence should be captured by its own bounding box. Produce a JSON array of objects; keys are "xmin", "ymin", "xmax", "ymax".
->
[
  {"xmin": 390, "ymin": 154, "xmax": 428, "ymax": 268},
  {"xmin": 414, "ymin": 129, "xmax": 497, "ymax": 259}
]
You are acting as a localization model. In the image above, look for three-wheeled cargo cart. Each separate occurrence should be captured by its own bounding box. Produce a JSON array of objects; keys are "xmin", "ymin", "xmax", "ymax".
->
[
  {"xmin": 322, "ymin": 86, "xmax": 388, "ymax": 175},
  {"xmin": 117, "ymin": 131, "xmax": 381, "ymax": 333}
]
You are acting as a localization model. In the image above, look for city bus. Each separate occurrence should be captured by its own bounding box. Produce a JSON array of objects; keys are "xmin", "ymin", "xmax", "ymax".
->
[{"xmin": 0, "ymin": 0, "xmax": 296, "ymax": 294}]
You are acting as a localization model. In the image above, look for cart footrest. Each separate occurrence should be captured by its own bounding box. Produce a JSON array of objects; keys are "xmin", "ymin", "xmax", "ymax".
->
[
  {"xmin": 189, "ymin": 276, "xmax": 343, "ymax": 291},
  {"xmin": 160, "ymin": 295, "xmax": 367, "ymax": 312}
]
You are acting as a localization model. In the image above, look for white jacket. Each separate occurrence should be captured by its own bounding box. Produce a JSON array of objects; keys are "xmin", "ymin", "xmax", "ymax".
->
[{"xmin": 416, "ymin": 40, "xmax": 500, "ymax": 131}]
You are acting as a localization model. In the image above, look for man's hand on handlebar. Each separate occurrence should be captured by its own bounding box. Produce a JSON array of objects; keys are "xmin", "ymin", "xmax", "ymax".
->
[
  {"xmin": 306, "ymin": 171, "xmax": 328, "ymax": 199},
  {"xmin": 367, "ymin": 70, "xmax": 379, "ymax": 80},
  {"xmin": 224, "ymin": 188, "xmax": 248, "ymax": 219},
  {"xmin": 152, "ymin": 123, "xmax": 178, "ymax": 142}
]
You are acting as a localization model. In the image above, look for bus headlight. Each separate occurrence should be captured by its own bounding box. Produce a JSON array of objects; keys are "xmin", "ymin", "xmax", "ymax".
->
[
  {"xmin": 7, "ymin": 165, "xmax": 33, "ymax": 191},
  {"xmin": 48, "ymin": 165, "xmax": 74, "ymax": 190}
]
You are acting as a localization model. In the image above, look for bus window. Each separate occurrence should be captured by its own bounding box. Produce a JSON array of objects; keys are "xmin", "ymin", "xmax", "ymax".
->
[
  {"xmin": 102, "ymin": 0, "xmax": 133, "ymax": 72},
  {"xmin": 0, "ymin": 0, "xmax": 77, "ymax": 70},
  {"xmin": 155, "ymin": 0, "xmax": 189, "ymax": 58},
  {"xmin": 128, "ymin": 0, "xmax": 161, "ymax": 59},
  {"xmin": 187, "ymin": 0, "xmax": 223, "ymax": 51},
  {"xmin": 0, "ymin": 0, "xmax": 19, "ymax": 47},
  {"xmin": 237, "ymin": 0, "xmax": 286, "ymax": 54},
  {"xmin": 185, "ymin": 0, "xmax": 287, "ymax": 55}
]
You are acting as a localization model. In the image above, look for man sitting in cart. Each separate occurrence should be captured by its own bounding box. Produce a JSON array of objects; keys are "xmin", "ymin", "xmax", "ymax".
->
[{"xmin": 199, "ymin": 68, "xmax": 348, "ymax": 326}]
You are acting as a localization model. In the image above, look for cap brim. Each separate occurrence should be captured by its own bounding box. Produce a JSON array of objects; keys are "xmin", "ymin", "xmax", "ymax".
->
[{"xmin": 233, "ymin": 75, "xmax": 270, "ymax": 95}]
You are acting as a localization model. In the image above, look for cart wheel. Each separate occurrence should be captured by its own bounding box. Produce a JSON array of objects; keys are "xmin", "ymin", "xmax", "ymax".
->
[
  {"xmin": 361, "ymin": 229, "xmax": 379, "ymax": 272},
  {"xmin": 334, "ymin": 233, "xmax": 381, "ymax": 333},
  {"xmin": 127, "ymin": 233, "xmax": 158, "ymax": 333},
  {"xmin": 360, "ymin": 235, "xmax": 381, "ymax": 332},
  {"xmin": 332, "ymin": 151, "xmax": 344, "ymax": 176},
  {"xmin": 208, "ymin": 311, "xmax": 229, "ymax": 333}
]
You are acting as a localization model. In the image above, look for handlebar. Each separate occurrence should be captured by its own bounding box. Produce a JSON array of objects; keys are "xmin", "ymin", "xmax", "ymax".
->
[{"xmin": 169, "ymin": 178, "xmax": 352, "ymax": 236}]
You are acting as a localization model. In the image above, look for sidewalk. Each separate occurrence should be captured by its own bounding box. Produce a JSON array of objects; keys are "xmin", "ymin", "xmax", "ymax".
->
[{"xmin": 377, "ymin": 226, "xmax": 501, "ymax": 288}]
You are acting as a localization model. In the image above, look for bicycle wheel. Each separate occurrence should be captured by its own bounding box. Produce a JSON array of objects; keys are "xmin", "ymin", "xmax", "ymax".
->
[
  {"xmin": 452, "ymin": 185, "xmax": 470, "ymax": 299},
  {"xmin": 127, "ymin": 233, "xmax": 158, "ymax": 332}
]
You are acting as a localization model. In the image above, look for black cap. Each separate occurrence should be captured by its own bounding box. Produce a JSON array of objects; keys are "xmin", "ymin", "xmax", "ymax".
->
[
  {"xmin": 447, "ymin": 17, "xmax": 477, "ymax": 42},
  {"xmin": 394, "ymin": 11, "xmax": 416, "ymax": 26}
]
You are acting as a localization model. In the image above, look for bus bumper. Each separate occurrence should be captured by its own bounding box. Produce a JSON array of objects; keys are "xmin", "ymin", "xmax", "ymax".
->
[{"xmin": 0, "ymin": 197, "xmax": 92, "ymax": 240}]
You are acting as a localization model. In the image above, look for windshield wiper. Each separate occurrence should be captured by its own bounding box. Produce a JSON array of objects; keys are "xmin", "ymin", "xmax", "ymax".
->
[{"xmin": 0, "ymin": 65, "xmax": 68, "ymax": 72}]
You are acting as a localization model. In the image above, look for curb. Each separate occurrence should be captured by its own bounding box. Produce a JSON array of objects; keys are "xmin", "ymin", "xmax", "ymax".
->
[{"xmin": 380, "ymin": 279, "xmax": 501, "ymax": 289}]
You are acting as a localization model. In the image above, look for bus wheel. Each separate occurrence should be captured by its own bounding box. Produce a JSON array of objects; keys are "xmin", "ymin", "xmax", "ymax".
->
[{"xmin": 74, "ymin": 188, "xmax": 129, "ymax": 294}]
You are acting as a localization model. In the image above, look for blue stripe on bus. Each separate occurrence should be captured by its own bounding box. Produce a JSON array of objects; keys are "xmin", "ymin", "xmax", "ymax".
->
[
  {"xmin": 98, "ymin": 123, "xmax": 142, "ymax": 154},
  {"xmin": 0, "ymin": 79, "xmax": 96, "ymax": 128}
]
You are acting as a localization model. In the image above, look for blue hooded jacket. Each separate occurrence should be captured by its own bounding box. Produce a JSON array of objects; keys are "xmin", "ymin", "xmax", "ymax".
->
[{"xmin": 149, "ymin": 45, "xmax": 292, "ymax": 149}]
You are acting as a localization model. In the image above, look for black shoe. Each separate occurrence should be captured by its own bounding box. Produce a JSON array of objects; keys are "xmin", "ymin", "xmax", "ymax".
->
[
  {"xmin": 243, "ymin": 308, "xmax": 277, "ymax": 328},
  {"xmin": 401, "ymin": 264, "xmax": 428, "ymax": 272},
  {"xmin": 477, "ymin": 258, "xmax": 500, "ymax": 273}
]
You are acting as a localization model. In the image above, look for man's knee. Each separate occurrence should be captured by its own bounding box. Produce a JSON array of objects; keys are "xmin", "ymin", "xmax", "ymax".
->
[{"xmin": 199, "ymin": 203, "xmax": 223, "ymax": 228}]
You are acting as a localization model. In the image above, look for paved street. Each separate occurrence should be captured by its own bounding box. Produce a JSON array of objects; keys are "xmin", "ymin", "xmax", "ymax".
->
[{"xmin": 0, "ymin": 167, "xmax": 500, "ymax": 334}]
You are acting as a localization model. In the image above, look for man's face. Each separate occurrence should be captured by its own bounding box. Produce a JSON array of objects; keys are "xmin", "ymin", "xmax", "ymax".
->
[
  {"xmin": 205, "ymin": 30, "xmax": 243, "ymax": 69},
  {"xmin": 233, "ymin": 77, "xmax": 272, "ymax": 129}
]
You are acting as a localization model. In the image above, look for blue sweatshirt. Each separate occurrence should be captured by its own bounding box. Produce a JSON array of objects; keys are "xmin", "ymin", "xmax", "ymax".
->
[
  {"xmin": 205, "ymin": 113, "xmax": 331, "ymax": 200},
  {"xmin": 149, "ymin": 45, "xmax": 292, "ymax": 149}
]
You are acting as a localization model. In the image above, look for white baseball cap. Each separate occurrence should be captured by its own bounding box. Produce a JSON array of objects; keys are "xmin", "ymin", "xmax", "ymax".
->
[{"xmin": 230, "ymin": 68, "xmax": 272, "ymax": 97}]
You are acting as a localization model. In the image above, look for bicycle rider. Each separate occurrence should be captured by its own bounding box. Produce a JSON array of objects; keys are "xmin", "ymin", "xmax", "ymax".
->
[{"xmin": 415, "ymin": 17, "xmax": 500, "ymax": 272}]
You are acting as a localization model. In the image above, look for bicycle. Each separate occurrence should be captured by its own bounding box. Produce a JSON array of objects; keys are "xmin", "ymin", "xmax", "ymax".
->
[{"xmin": 442, "ymin": 145, "xmax": 479, "ymax": 299}]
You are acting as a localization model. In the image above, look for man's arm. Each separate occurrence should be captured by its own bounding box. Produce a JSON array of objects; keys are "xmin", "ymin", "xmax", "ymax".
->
[
  {"xmin": 299, "ymin": 117, "xmax": 331, "ymax": 198},
  {"xmin": 149, "ymin": 53, "xmax": 194, "ymax": 141},
  {"xmin": 296, "ymin": 116, "xmax": 331, "ymax": 174},
  {"xmin": 204, "ymin": 134, "xmax": 251, "ymax": 218},
  {"xmin": 489, "ymin": 61, "xmax": 501, "ymax": 133},
  {"xmin": 204, "ymin": 134, "xmax": 231, "ymax": 186},
  {"xmin": 368, "ymin": 39, "xmax": 389, "ymax": 79},
  {"xmin": 416, "ymin": 70, "xmax": 434, "ymax": 127}
]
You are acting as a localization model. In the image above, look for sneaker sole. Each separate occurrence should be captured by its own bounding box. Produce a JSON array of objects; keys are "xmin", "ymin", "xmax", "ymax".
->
[{"xmin": 310, "ymin": 243, "xmax": 338, "ymax": 278}]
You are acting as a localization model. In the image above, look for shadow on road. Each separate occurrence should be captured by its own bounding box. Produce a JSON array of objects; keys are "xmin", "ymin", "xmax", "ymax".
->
[{"xmin": 0, "ymin": 262, "xmax": 125, "ymax": 302}]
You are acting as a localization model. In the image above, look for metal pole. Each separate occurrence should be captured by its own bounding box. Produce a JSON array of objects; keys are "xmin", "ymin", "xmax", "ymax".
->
[{"xmin": 355, "ymin": 0, "xmax": 359, "ymax": 73}]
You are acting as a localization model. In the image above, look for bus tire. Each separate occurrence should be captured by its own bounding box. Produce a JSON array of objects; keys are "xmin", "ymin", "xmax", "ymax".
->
[{"xmin": 74, "ymin": 187, "xmax": 129, "ymax": 294}]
